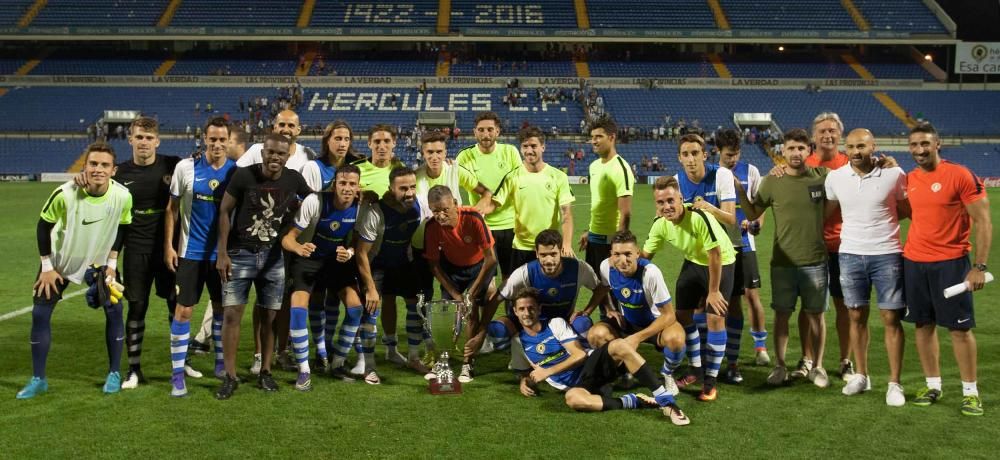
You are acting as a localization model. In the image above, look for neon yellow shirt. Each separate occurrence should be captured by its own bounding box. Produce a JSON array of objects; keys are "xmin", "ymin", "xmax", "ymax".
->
[
  {"xmin": 588, "ymin": 154, "xmax": 634, "ymax": 236},
  {"xmin": 494, "ymin": 164, "xmax": 575, "ymax": 250},
  {"xmin": 643, "ymin": 208, "xmax": 736, "ymax": 267},
  {"xmin": 456, "ymin": 142, "xmax": 522, "ymax": 230}
]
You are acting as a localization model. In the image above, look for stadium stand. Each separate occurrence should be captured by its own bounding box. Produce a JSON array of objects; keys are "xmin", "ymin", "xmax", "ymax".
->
[
  {"xmin": 0, "ymin": 59, "xmax": 26, "ymax": 75},
  {"xmin": 586, "ymin": 0, "xmax": 716, "ymax": 29},
  {"xmin": 30, "ymin": 55, "xmax": 163, "ymax": 76},
  {"xmin": 311, "ymin": 60, "xmax": 437, "ymax": 76},
  {"xmin": 169, "ymin": 59, "xmax": 299, "ymax": 76},
  {"xmin": 310, "ymin": 0, "xmax": 439, "ymax": 27},
  {"xmin": 725, "ymin": 61, "xmax": 860, "ymax": 79},
  {"xmin": 887, "ymin": 91, "xmax": 1000, "ymax": 136},
  {"xmin": 852, "ymin": 0, "xmax": 947, "ymax": 34},
  {"xmin": 0, "ymin": 0, "xmax": 33, "ymax": 26},
  {"xmin": 588, "ymin": 61, "xmax": 718, "ymax": 78},
  {"xmin": 721, "ymin": 0, "xmax": 856, "ymax": 30},
  {"xmin": 450, "ymin": 0, "xmax": 578, "ymax": 29},
  {"xmin": 171, "ymin": 0, "xmax": 299, "ymax": 27},
  {"xmin": 31, "ymin": 0, "xmax": 167, "ymax": 26},
  {"xmin": 450, "ymin": 60, "xmax": 576, "ymax": 77}
]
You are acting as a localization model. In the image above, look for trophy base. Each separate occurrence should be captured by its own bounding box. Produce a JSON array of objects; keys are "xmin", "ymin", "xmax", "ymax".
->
[{"xmin": 429, "ymin": 379, "xmax": 462, "ymax": 395}]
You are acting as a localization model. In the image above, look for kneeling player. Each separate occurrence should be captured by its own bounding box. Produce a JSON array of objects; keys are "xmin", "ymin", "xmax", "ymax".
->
[
  {"xmin": 283, "ymin": 165, "xmax": 363, "ymax": 388},
  {"xmin": 424, "ymin": 185, "xmax": 498, "ymax": 383},
  {"xmin": 510, "ymin": 288, "xmax": 689, "ymax": 425},
  {"xmin": 587, "ymin": 231, "xmax": 687, "ymax": 396}
]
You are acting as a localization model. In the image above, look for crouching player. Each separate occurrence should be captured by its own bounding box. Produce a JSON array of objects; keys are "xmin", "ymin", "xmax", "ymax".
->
[
  {"xmin": 466, "ymin": 229, "xmax": 613, "ymax": 357},
  {"xmin": 587, "ymin": 231, "xmax": 688, "ymax": 397},
  {"xmin": 510, "ymin": 287, "xmax": 689, "ymax": 425},
  {"xmin": 17, "ymin": 142, "xmax": 132, "ymax": 399},
  {"xmin": 282, "ymin": 165, "xmax": 363, "ymax": 389}
]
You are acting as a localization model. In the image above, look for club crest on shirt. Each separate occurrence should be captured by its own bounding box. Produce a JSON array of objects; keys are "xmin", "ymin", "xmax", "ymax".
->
[
  {"xmin": 931, "ymin": 182, "xmax": 942, "ymax": 193},
  {"xmin": 330, "ymin": 221, "xmax": 341, "ymax": 232},
  {"xmin": 162, "ymin": 175, "xmax": 172, "ymax": 186},
  {"xmin": 620, "ymin": 287, "xmax": 632, "ymax": 298},
  {"xmin": 463, "ymin": 236, "xmax": 472, "ymax": 243},
  {"xmin": 535, "ymin": 343, "xmax": 546, "ymax": 354},
  {"xmin": 209, "ymin": 179, "xmax": 220, "ymax": 190},
  {"xmin": 547, "ymin": 287, "xmax": 559, "ymax": 297}
]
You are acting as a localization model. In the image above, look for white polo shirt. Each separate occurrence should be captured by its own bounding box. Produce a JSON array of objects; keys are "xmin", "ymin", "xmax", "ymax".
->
[{"xmin": 824, "ymin": 164, "xmax": 907, "ymax": 255}]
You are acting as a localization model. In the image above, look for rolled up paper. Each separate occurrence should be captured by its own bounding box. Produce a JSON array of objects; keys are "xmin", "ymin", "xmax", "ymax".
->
[{"xmin": 943, "ymin": 272, "xmax": 994, "ymax": 299}]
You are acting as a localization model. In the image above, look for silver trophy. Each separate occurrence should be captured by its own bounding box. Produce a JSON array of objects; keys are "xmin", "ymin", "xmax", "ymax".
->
[{"xmin": 415, "ymin": 292, "xmax": 472, "ymax": 351}]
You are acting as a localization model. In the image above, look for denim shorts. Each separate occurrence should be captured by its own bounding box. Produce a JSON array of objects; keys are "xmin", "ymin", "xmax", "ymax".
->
[
  {"xmin": 222, "ymin": 247, "xmax": 285, "ymax": 310},
  {"xmin": 770, "ymin": 263, "xmax": 829, "ymax": 313},
  {"xmin": 838, "ymin": 253, "xmax": 905, "ymax": 310}
]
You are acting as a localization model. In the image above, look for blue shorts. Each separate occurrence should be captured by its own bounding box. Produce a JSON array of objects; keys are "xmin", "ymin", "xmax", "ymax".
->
[
  {"xmin": 770, "ymin": 263, "xmax": 829, "ymax": 313},
  {"xmin": 222, "ymin": 247, "xmax": 285, "ymax": 310},
  {"xmin": 903, "ymin": 257, "xmax": 975, "ymax": 329},
  {"xmin": 838, "ymin": 253, "xmax": 905, "ymax": 310}
]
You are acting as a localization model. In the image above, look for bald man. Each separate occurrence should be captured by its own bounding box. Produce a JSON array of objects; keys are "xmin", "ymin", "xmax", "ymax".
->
[
  {"xmin": 824, "ymin": 129, "xmax": 910, "ymax": 406},
  {"xmin": 238, "ymin": 110, "xmax": 317, "ymax": 172}
]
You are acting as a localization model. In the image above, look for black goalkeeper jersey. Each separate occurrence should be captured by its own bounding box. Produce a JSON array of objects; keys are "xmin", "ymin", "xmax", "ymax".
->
[{"xmin": 114, "ymin": 154, "xmax": 180, "ymax": 254}]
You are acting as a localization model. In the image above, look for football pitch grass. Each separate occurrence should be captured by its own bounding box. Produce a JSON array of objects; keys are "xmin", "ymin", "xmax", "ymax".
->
[{"xmin": 0, "ymin": 182, "xmax": 997, "ymax": 459}]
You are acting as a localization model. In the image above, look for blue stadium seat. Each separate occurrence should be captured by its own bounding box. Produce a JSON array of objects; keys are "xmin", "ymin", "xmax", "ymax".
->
[
  {"xmin": 853, "ymin": 0, "xmax": 946, "ymax": 34},
  {"xmin": 170, "ymin": 59, "xmax": 298, "ymax": 76},
  {"xmin": 0, "ymin": 0, "xmax": 33, "ymax": 26},
  {"xmin": 888, "ymin": 91, "xmax": 1000, "ymax": 136},
  {"xmin": 0, "ymin": 59, "xmax": 27, "ymax": 75},
  {"xmin": 451, "ymin": 0, "xmax": 578, "ymax": 29},
  {"xmin": 31, "ymin": 57, "xmax": 163, "ymax": 75},
  {"xmin": 726, "ymin": 62, "xmax": 859, "ymax": 79},
  {"xmin": 32, "ymin": 0, "xmax": 166, "ymax": 26},
  {"xmin": 171, "ymin": 0, "xmax": 298, "ymax": 27},
  {"xmin": 313, "ymin": 60, "xmax": 437, "ymax": 76},
  {"xmin": 310, "ymin": 1, "xmax": 439, "ymax": 28},
  {"xmin": 450, "ymin": 60, "xmax": 575, "ymax": 77},
  {"xmin": 586, "ymin": 0, "xmax": 716, "ymax": 29},
  {"xmin": 589, "ymin": 61, "xmax": 718, "ymax": 78},
  {"xmin": 721, "ymin": 0, "xmax": 855, "ymax": 30}
]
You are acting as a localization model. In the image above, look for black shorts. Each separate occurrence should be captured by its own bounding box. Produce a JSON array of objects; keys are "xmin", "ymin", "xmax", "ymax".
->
[
  {"xmin": 827, "ymin": 252, "xmax": 843, "ymax": 299},
  {"xmin": 326, "ymin": 259, "xmax": 362, "ymax": 294},
  {"xmin": 585, "ymin": 239, "xmax": 611, "ymax": 275},
  {"xmin": 175, "ymin": 258, "xmax": 222, "ymax": 306},
  {"xmin": 574, "ymin": 344, "xmax": 626, "ymax": 395},
  {"xmin": 492, "ymin": 228, "xmax": 515, "ymax": 278},
  {"xmin": 903, "ymin": 257, "xmax": 975, "ymax": 329},
  {"xmin": 597, "ymin": 317, "xmax": 661, "ymax": 348},
  {"xmin": 412, "ymin": 250, "xmax": 435, "ymax": 301},
  {"xmin": 289, "ymin": 256, "xmax": 329, "ymax": 293},
  {"xmin": 373, "ymin": 261, "xmax": 420, "ymax": 299},
  {"xmin": 32, "ymin": 266, "xmax": 70, "ymax": 306},
  {"xmin": 734, "ymin": 250, "xmax": 762, "ymax": 290},
  {"xmin": 510, "ymin": 248, "xmax": 536, "ymax": 272},
  {"xmin": 440, "ymin": 258, "xmax": 496, "ymax": 305},
  {"xmin": 675, "ymin": 259, "xmax": 736, "ymax": 310},
  {"xmin": 122, "ymin": 250, "xmax": 176, "ymax": 303}
]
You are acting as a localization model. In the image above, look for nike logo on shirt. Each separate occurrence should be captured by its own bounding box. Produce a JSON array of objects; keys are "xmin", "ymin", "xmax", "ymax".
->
[{"xmin": 82, "ymin": 218, "xmax": 104, "ymax": 225}]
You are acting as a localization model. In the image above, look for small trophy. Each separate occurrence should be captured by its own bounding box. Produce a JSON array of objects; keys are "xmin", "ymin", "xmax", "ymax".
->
[{"xmin": 428, "ymin": 351, "xmax": 462, "ymax": 395}]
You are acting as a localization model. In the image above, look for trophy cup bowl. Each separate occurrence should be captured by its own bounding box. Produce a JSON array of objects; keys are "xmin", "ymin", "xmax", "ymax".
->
[{"xmin": 416, "ymin": 293, "xmax": 471, "ymax": 395}]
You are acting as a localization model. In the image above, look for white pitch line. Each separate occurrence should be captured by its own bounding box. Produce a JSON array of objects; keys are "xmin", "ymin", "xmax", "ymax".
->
[{"xmin": 0, "ymin": 289, "xmax": 86, "ymax": 322}]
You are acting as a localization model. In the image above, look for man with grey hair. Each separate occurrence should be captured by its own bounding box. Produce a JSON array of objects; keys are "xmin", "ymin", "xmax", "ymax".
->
[{"xmin": 804, "ymin": 112, "xmax": 854, "ymax": 382}]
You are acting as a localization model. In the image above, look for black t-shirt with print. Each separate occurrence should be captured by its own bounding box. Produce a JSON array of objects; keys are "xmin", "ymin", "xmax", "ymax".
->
[{"xmin": 224, "ymin": 164, "xmax": 312, "ymax": 250}]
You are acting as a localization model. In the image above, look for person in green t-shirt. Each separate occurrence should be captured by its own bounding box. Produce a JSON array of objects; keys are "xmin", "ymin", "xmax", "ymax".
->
[
  {"xmin": 641, "ymin": 176, "xmax": 736, "ymax": 402},
  {"xmin": 735, "ymin": 128, "xmax": 831, "ymax": 389},
  {"xmin": 581, "ymin": 117, "xmax": 634, "ymax": 276},
  {"xmin": 456, "ymin": 112, "xmax": 523, "ymax": 279},
  {"xmin": 354, "ymin": 124, "xmax": 404, "ymax": 200},
  {"xmin": 17, "ymin": 142, "xmax": 133, "ymax": 400},
  {"xmin": 489, "ymin": 126, "xmax": 575, "ymax": 270}
]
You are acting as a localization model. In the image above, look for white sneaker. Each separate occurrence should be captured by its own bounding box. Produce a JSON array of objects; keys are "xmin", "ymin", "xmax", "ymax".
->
[
  {"xmin": 808, "ymin": 367, "xmax": 830, "ymax": 389},
  {"xmin": 767, "ymin": 365, "xmax": 787, "ymax": 386},
  {"xmin": 249, "ymin": 353, "xmax": 262, "ymax": 376},
  {"xmin": 121, "ymin": 371, "xmax": 140, "ymax": 390},
  {"xmin": 662, "ymin": 374, "xmax": 679, "ymax": 396},
  {"xmin": 791, "ymin": 359, "xmax": 813, "ymax": 379},
  {"xmin": 842, "ymin": 374, "xmax": 870, "ymax": 395},
  {"xmin": 385, "ymin": 349, "xmax": 407, "ymax": 366},
  {"xmin": 755, "ymin": 349, "xmax": 771, "ymax": 366},
  {"xmin": 479, "ymin": 339, "xmax": 495, "ymax": 354},
  {"xmin": 184, "ymin": 364, "xmax": 204, "ymax": 379},
  {"xmin": 886, "ymin": 382, "xmax": 906, "ymax": 407},
  {"xmin": 458, "ymin": 364, "xmax": 474, "ymax": 383}
]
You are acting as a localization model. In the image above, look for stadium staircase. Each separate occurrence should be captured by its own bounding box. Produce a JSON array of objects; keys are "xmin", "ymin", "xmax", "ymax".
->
[
  {"xmin": 708, "ymin": 53, "xmax": 731, "ymax": 78},
  {"xmin": 436, "ymin": 51, "xmax": 450, "ymax": 77},
  {"xmin": 154, "ymin": 55, "xmax": 177, "ymax": 76},
  {"xmin": 840, "ymin": 0, "xmax": 870, "ymax": 31},
  {"xmin": 437, "ymin": 0, "xmax": 450, "ymax": 34},
  {"xmin": 574, "ymin": 0, "xmax": 589, "ymax": 29},
  {"xmin": 297, "ymin": 50, "xmax": 317, "ymax": 77},
  {"xmin": 16, "ymin": 0, "xmax": 45, "ymax": 27},
  {"xmin": 843, "ymin": 53, "xmax": 917, "ymax": 129},
  {"xmin": 706, "ymin": 0, "xmax": 730, "ymax": 29},
  {"xmin": 158, "ymin": 0, "xmax": 182, "ymax": 27},
  {"xmin": 297, "ymin": 0, "xmax": 315, "ymax": 28}
]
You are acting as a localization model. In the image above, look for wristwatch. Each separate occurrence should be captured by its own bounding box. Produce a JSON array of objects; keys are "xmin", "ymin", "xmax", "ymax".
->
[{"xmin": 973, "ymin": 263, "xmax": 988, "ymax": 272}]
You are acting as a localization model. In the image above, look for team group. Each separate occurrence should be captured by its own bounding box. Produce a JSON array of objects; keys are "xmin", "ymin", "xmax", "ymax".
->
[{"xmin": 17, "ymin": 108, "xmax": 991, "ymax": 421}]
